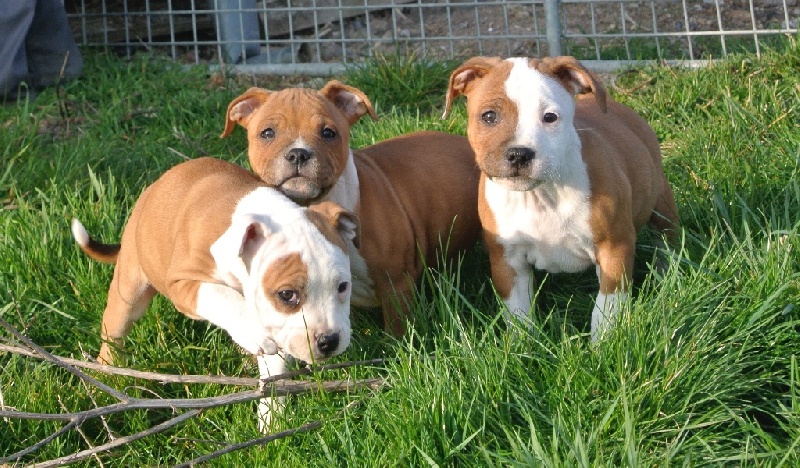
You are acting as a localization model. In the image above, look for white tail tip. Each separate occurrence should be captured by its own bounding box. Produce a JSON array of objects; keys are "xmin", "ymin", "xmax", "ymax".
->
[{"xmin": 71, "ymin": 218, "xmax": 89, "ymax": 246}]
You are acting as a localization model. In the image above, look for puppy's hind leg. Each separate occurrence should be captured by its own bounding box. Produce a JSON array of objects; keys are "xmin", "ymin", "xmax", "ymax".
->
[
  {"xmin": 648, "ymin": 185, "xmax": 681, "ymax": 274},
  {"xmin": 97, "ymin": 260, "xmax": 156, "ymax": 365}
]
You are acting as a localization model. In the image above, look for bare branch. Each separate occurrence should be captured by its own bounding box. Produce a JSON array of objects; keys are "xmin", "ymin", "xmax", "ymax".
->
[
  {"xmin": 0, "ymin": 342, "xmax": 391, "ymax": 386},
  {"xmin": 0, "ymin": 418, "xmax": 84, "ymax": 462},
  {"xmin": 179, "ymin": 419, "xmax": 323, "ymax": 467},
  {"xmin": 0, "ymin": 311, "xmax": 389, "ymax": 466},
  {"xmin": 176, "ymin": 397, "xmax": 369, "ymax": 467},
  {"xmin": 0, "ymin": 314, "xmax": 129, "ymax": 401},
  {"xmin": 36, "ymin": 410, "xmax": 203, "ymax": 468},
  {"xmin": 0, "ymin": 378, "xmax": 384, "ymax": 421},
  {"xmin": 58, "ymin": 395, "xmax": 106, "ymax": 467}
]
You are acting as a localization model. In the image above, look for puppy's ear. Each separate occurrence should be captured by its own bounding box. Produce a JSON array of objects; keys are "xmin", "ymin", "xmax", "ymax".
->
[
  {"xmin": 306, "ymin": 201, "xmax": 360, "ymax": 249},
  {"xmin": 539, "ymin": 56, "xmax": 608, "ymax": 113},
  {"xmin": 443, "ymin": 56, "xmax": 503, "ymax": 119},
  {"xmin": 221, "ymin": 88, "xmax": 272, "ymax": 138},
  {"xmin": 211, "ymin": 214, "xmax": 274, "ymax": 279},
  {"xmin": 319, "ymin": 80, "xmax": 378, "ymax": 125}
]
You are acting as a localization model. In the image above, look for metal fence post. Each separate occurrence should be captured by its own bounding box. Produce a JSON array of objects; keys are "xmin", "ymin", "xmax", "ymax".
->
[
  {"xmin": 213, "ymin": 0, "xmax": 261, "ymax": 64},
  {"xmin": 544, "ymin": 0, "xmax": 562, "ymax": 56}
]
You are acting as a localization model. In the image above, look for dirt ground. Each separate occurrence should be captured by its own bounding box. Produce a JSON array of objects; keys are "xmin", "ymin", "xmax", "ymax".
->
[
  {"xmin": 67, "ymin": 0, "xmax": 798, "ymax": 64},
  {"xmin": 316, "ymin": 0, "xmax": 799, "ymax": 61}
]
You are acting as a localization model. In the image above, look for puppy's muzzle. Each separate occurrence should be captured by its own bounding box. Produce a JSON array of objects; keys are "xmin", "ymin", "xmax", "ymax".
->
[
  {"xmin": 505, "ymin": 146, "xmax": 535, "ymax": 169},
  {"xmin": 285, "ymin": 148, "xmax": 313, "ymax": 167},
  {"xmin": 316, "ymin": 332, "xmax": 340, "ymax": 357}
]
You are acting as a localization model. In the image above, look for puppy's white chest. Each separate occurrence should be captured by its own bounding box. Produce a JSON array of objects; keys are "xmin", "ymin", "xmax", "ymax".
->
[{"xmin": 485, "ymin": 179, "xmax": 596, "ymax": 273}]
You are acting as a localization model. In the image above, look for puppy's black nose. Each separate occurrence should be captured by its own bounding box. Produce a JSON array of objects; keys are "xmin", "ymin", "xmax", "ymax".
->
[
  {"xmin": 316, "ymin": 333, "xmax": 340, "ymax": 356},
  {"xmin": 286, "ymin": 148, "xmax": 312, "ymax": 166},
  {"xmin": 505, "ymin": 147, "xmax": 535, "ymax": 167}
]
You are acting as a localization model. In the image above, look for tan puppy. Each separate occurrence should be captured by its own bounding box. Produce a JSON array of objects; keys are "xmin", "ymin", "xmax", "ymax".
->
[
  {"xmin": 444, "ymin": 56, "xmax": 679, "ymax": 340},
  {"xmin": 71, "ymin": 157, "xmax": 358, "ymax": 430},
  {"xmin": 222, "ymin": 81, "xmax": 481, "ymax": 335}
]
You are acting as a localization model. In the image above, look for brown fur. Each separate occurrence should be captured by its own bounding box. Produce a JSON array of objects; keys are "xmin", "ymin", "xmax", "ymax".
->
[
  {"xmin": 261, "ymin": 252, "xmax": 307, "ymax": 314},
  {"xmin": 224, "ymin": 82, "xmax": 482, "ymax": 335},
  {"xmin": 74, "ymin": 157, "xmax": 354, "ymax": 363},
  {"xmin": 446, "ymin": 56, "xmax": 679, "ymax": 311}
]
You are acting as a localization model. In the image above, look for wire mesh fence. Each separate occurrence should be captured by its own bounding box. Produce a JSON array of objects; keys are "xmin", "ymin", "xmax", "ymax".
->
[{"xmin": 66, "ymin": 0, "xmax": 799, "ymax": 74}]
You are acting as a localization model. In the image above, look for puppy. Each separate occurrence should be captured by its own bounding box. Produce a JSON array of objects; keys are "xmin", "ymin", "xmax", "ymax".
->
[
  {"xmin": 222, "ymin": 81, "xmax": 481, "ymax": 335},
  {"xmin": 443, "ymin": 56, "xmax": 679, "ymax": 340},
  {"xmin": 71, "ymin": 157, "xmax": 358, "ymax": 430}
]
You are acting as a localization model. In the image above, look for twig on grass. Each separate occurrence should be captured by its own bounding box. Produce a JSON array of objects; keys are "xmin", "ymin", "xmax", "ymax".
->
[
  {"xmin": 0, "ymin": 314, "xmax": 128, "ymax": 401},
  {"xmin": 0, "ymin": 314, "xmax": 388, "ymax": 465},
  {"xmin": 0, "ymin": 342, "xmax": 390, "ymax": 386},
  {"xmin": 176, "ymin": 397, "xmax": 368, "ymax": 467},
  {"xmin": 36, "ymin": 410, "xmax": 203, "ymax": 468},
  {"xmin": 1, "ymin": 418, "xmax": 84, "ymax": 463},
  {"xmin": 58, "ymin": 394, "xmax": 106, "ymax": 467},
  {"xmin": 0, "ymin": 378, "xmax": 384, "ymax": 422}
]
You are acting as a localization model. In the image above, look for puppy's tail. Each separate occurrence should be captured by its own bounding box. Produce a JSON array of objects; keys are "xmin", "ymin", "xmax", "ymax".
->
[{"xmin": 71, "ymin": 218, "xmax": 120, "ymax": 264}]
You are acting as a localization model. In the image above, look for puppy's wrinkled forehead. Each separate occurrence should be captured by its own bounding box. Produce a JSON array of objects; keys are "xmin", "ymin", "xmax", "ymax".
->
[
  {"xmin": 255, "ymin": 89, "xmax": 348, "ymax": 129},
  {"xmin": 470, "ymin": 58, "xmax": 574, "ymax": 106}
]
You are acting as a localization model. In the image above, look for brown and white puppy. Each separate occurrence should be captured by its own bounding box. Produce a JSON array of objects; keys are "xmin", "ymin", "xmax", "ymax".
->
[
  {"xmin": 71, "ymin": 157, "xmax": 358, "ymax": 430},
  {"xmin": 443, "ymin": 56, "xmax": 679, "ymax": 340},
  {"xmin": 222, "ymin": 81, "xmax": 481, "ymax": 335}
]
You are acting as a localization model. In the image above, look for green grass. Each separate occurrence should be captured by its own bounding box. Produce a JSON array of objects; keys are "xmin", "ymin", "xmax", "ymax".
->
[{"xmin": 1, "ymin": 38, "xmax": 799, "ymax": 466}]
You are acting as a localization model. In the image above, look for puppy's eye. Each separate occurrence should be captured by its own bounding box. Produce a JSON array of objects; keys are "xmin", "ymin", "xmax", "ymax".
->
[
  {"xmin": 260, "ymin": 128, "xmax": 275, "ymax": 139},
  {"xmin": 277, "ymin": 289, "xmax": 300, "ymax": 306},
  {"xmin": 481, "ymin": 110, "xmax": 498, "ymax": 125},
  {"xmin": 543, "ymin": 112, "xmax": 558, "ymax": 123},
  {"xmin": 321, "ymin": 127, "xmax": 337, "ymax": 139},
  {"xmin": 337, "ymin": 281, "xmax": 349, "ymax": 294}
]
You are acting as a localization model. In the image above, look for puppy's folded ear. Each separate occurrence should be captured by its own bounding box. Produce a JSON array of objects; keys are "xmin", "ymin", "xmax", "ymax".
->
[
  {"xmin": 319, "ymin": 80, "xmax": 378, "ymax": 125},
  {"xmin": 211, "ymin": 214, "xmax": 274, "ymax": 279},
  {"xmin": 221, "ymin": 88, "xmax": 272, "ymax": 138},
  {"xmin": 306, "ymin": 201, "xmax": 361, "ymax": 249},
  {"xmin": 539, "ymin": 56, "xmax": 608, "ymax": 113},
  {"xmin": 443, "ymin": 56, "xmax": 503, "ymax": 119}
]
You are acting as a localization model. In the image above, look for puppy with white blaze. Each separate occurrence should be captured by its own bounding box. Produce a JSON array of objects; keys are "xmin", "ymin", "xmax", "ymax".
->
[
  {"xmin": 71, "ymin": 157, "xmax": 358, "ymax": 432},
  {"xmin": 443, "ymin": 56, "xmax": 680, "ymax": 341}
]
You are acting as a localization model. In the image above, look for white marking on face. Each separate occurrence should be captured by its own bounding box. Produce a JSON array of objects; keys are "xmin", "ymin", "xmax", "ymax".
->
[
  {"xmin": 501, "ymin": 58, "xmax": 584, "ymax": 185},
  {"xmin": 290, "ymin": 137, "xmax": 310, "ymax": 150},
  {"xmin": 210, "ymin": 188, "xmax": 352, "ymax": 363},
  {"xmin": 591, "ymin": 291, "xmax": 629, "ymax": 342},
  {"xmin": 247, "ymin": 227, "xmax": 352, "ymax": 362}
]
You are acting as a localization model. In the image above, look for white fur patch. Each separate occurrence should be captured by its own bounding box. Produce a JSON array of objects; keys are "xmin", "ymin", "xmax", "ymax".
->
[
  {"xmin": 71, "ymin": 218, "xmax": 90, "ymax": 246},
  {"xmin": 209, "ymin": 187, "xmax": 352, "ymax": 362},
  {"xmin": 503, "ymin": 259, "xmax": 533, "ymax": 322},
  {"xmin": 290, "ymin": 137, "xmax": 311, "ymax": 150},
  {"xmin": 256, "ymin": 353, "xmax": 289, "ymax": 433},
  {"xmin": 323, "ymin": 151, "xmax": 359, "ymax": 213},
  {"xmin": 502, "ymin": 58, "xmax": 584, "ymax": 184},
  {"xmin": 195, "ymin": 283, "xmax": 279, "ymax": 355},
  {"xmin": 485, "ymin": 178, "xmax": 595, "ymax": 276},
  {"xmin": 487, "ymin": 59, "xmax": 595, "ymax": 275},
  {"xmin": 591, "ymin": 291, "xmax": 629, "ymax": 342}
]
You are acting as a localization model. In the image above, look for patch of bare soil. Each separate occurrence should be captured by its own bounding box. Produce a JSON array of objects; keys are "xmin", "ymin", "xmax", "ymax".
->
[{"xmin": 67, "ymin": 1, "xmax": 798, "ymax": 63}]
